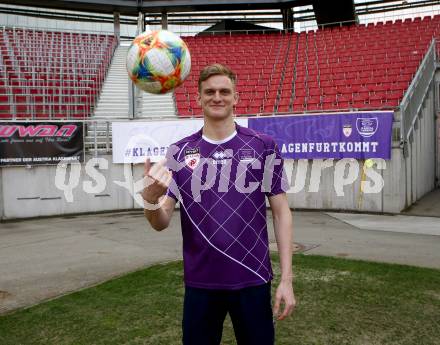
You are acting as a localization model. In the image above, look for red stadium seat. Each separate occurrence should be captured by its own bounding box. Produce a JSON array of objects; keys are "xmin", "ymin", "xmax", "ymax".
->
[
  {"xmin": 0, "ymin": 27, "xmax": 116, "ymax": 119},
  {"xmin": 159, "ymin": 17, "xmax": 437, "ymax": 117}
]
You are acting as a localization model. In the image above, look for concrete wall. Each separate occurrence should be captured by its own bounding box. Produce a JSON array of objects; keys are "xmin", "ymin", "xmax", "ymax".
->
[
  {"xmin": 382, "ymin": 147, "xmax": 407, "ymax": 213},
  {"xmin": 403, "ymin": 82, "xmax": 437, "ymax": 208},
  {"xmin": 0, "ymin": 167, "xmax": 3, "ymax": 219},
  {"xmin": 2, "ymin": 88, "xmax": 438, "ymax": 219},
  {"xmin": 1, "ymin": 149, "xmax": 406, "ymax": 220},
  {"xmin": 283, "ymin": 146, "xmax": 404, "ymax": 213},
  {"xmin": 437, "ymin": 114, "xmax": 440, "ymax": 186},
  {"xmin": 0, "ymin": 155, "xmax": 134, "ymax": 219},
  {"xmin": 436, "ymin": 72, "xmax": 440, "ymax": 187}
]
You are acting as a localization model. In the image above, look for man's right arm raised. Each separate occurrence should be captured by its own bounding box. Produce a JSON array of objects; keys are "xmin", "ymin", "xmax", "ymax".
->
[{"xmin": 142, "ymin": 158, "xmax": 176, "ymax": 231}]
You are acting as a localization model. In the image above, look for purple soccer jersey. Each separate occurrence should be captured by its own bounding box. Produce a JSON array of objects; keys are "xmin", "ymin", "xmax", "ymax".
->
[{"xmin": 166, "ymin": 123, "xmax": 288, "ymax": 290}]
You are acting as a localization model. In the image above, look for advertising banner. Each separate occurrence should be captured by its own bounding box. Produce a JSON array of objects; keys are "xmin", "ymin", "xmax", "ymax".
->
[
  {"xmin": 112, "ymin": 111, "xmax": 393, "ymax": 163},
  {"xmin": 0, "ymin": 122, "xmax": 84, "ymax": 166},
  {"xmin": 248, "ymin": 111, "xmax": 394, "ymax": 159},
  {"xmin": 112, "ymin": 118, "xmax": 248, "ymax": 163}
]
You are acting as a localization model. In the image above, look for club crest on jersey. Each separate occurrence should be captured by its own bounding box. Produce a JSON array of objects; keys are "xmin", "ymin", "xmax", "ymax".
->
[{"xmin": 184, "ymin": 147, "xmax": 200, "ymax": 170}]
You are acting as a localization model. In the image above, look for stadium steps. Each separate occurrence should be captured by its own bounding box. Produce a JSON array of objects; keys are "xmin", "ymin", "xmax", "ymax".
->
[
  {"xmin": 138, "ymin": 92, "xmax": 177, "ymax": 119},
  {"xmin": 273, "ymin": 33, "xmax": 296, "ymax": 113},
  {"xmin": 93, "ymin": 45, "xmax": 130, "ymax": 118},
  {"xmin": 86, "ymin": 44, "xmax": 178, "ymax": 153},
  {"xmin": 86, "ymin": 45, "xmax": 130, "ymax": 152},
  {"xmin": 93, "ymin": 44, "xmax": 177, "ymax": 119}
]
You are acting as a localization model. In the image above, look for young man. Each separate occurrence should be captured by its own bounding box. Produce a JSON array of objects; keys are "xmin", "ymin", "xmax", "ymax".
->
[{"xmin": 142, "ymin": 63, "xmax": 295, "ymax": 345}]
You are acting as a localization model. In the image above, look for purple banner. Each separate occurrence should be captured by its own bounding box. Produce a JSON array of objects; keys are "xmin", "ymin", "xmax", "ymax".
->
[{"xmin": 248, "ymin": 111, "xmax": 393, "ymax": 159}]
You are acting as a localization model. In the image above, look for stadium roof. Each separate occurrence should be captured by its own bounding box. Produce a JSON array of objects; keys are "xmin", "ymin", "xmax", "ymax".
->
[
  {"xmin": 0, "ymin": 0, "xmax": 311, "ymax": 15},
  {"xmin": 1, "ymin": 1, "xmax": 438, "ymax": 28},
  {"xmin": 0, "ymin": 0, "xmax": 356, "ymax": 27}
]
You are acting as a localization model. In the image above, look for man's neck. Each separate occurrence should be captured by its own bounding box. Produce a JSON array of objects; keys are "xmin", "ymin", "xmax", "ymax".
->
[{"xmin": 202, "ymin": 117, "xmax": 236, "ymax": 141}]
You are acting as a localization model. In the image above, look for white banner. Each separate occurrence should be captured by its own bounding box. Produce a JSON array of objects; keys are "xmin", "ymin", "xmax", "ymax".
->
[{"xmin": 112, "ymin": 118, "xmax": 248, "ymax": 163}]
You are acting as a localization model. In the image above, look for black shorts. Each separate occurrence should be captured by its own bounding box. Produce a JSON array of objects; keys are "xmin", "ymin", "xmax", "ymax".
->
[{"xmin": 182, "ymin": 282, "xmax": 274, "ymax": 345}]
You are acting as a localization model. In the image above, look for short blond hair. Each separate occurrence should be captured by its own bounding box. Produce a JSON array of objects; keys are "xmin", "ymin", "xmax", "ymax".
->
[{"xmin": 198, "ymin": 63, "xmax": 237, "ymax": 92}]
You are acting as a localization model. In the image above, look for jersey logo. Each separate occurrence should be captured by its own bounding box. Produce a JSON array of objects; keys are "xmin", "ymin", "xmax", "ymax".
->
[
  {"xmin": 184, "ymin": 147, "xmax": 200, "ymax": 170},
  {"xmin": 213, "ymin": 151, "xmax": 227, "ymax": 159},
  {"xmin": 239, "ymin": 148, "xmax": 255, "ymax": 162},
  {"xmin": 212, "ymin": 150, "xmax": 232, "ymax": 165}
]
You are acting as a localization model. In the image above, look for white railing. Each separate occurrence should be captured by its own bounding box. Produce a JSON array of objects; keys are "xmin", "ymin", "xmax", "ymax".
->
[{"xmin": 399, "ymin": 38, "xmax": 437, "ymax": 152}]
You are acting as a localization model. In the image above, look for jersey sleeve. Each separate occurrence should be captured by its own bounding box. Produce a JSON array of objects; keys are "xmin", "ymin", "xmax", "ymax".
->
[
  {"xmin": 263, "ymin": 138, "xmax": 290, "ymax": 197},
  {"xmin": 165, "ymin": 144, "xmax": 180, "ymax": 202}
]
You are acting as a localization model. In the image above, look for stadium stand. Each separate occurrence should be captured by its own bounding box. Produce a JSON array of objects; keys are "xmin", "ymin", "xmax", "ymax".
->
[
  {"xmin": 0, "ymin": 15, "xmax": 438, "ymax": 120},
  {"xmin": 0, "ymin": 27, "xmax": 116, "ymax": 119},
  {"xmin": 175, "ymin": 15, "xmax": 440, "ymax": 117}
]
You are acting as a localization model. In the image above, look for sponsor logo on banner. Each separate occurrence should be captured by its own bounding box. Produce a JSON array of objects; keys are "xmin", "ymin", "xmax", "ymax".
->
[
  {"xmin": 0, "ymin": 122, "xmax": 83, "ymax": 166},
  {"xmin": 239, "ymin": 148, "xmax": 255, "ymax": 162},
  {"xmin": 184, "ymin": 147, "xmax": 200, "ymax": 169},
  {"xmin": 342, "ymin": 124, "xmax": 352, "ymax": 137},
  {"xmin": 356, "ymin": 117, "xmax": 378, "ymax": 138},
  {"xmin": 0, "ymin": 124, "xmax": 78, "ymax": 138}
]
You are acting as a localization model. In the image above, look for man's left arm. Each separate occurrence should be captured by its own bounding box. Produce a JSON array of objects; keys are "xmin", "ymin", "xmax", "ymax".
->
[{"xmin": 268, "ymin": 192, "xmax": 296, "ymax": 321}]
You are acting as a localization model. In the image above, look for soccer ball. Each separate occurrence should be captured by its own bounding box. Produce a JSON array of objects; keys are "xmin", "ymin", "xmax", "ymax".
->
[{"xmin": 126, "ymin": 30, "xmax": 191, "ymax": 94}]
